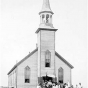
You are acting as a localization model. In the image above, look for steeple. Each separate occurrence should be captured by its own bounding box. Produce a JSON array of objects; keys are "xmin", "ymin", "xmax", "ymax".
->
[
  {"xmin": 39, "ymin": 0, "xmax": 54, "ymax": 29},
  {"xmin": 36, "ymin": 0, "xmax": 58, "ymax": 83},
  {"xmin": 39, "ymin": 0, "xmax": 53, "ymax": 14}
]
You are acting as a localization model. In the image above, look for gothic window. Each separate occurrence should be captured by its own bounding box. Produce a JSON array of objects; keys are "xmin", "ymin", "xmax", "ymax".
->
[
  {"xmin": 46, "ymin": 14, "xmax": 49, "ymax": 23},
  {"xmin": 45, "ymin": 50, "xmax": 51, "ymax": 67},
  {"xmin": 42, "ymin": 14, "xmax": 45, "ymax": 19},
  {"xmin": 58, "ymin": 67, "xmax": 63, "ymax": 83},
  {"xmin": 42, "ymin": 14, "xmax": 45, "ymax": 23},
  {"xmin": 50, "ymin": 15, "xmax": 52, "ymax": 18},
  {"xmin": 24, "ymin": 66, "xmax": 30, "ymax": 83}
]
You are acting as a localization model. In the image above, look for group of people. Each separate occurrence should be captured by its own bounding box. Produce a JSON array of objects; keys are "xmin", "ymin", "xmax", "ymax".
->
[
  {"xmin": 37, "ymin": 80, "xmax": 71, "ymax": 88},
  {"xmin": 37, "ymin": 80, "xmax": 59, "ymax": 88},
  {"xmin": 63, "ymin": 83, "xmax": 83, "ymax": 88},
  {"xmin": 75, "ymin": 83, "xmax": 83, "ymax": 88},
  {"xmin": 37, "ymin": 80, "xmax": 83, "ymax": 88}
]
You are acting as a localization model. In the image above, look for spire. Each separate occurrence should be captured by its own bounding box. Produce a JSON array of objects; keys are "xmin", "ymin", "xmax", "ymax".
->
[
  {"xmin": 39, "ymin": 0, "xmax": 54, "ymax": 29},
  {"xmin": 36, "ymin": 0, "xmax": 58, "ymax": 33},
  {"xmin": 39, "ymin": 0, "xmax": 53, "ymax": 14}
]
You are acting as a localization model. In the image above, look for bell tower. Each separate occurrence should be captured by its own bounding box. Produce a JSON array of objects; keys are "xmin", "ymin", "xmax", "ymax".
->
[
  {"xmin": 39, "ymin": 0, "xmax": 54, "ymax": 28},
  {"xmin": 36, "ymin": 0, "xmax": 58, "ymax": 83}
]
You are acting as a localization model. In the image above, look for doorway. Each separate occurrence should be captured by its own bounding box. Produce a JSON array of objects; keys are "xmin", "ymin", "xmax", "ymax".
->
[{"xmin": 42, "ymin": 75, "xmax": 53, "ymax": 82}]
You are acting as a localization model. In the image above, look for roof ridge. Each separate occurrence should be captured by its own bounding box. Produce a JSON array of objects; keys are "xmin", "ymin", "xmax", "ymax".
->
[
  {"xmin": 39, "ymin": 0, "xmax": 53, "ymax": 14},
  {"xmin": 55, "ymin": 51, "xmax": 74, "ymax": 69},
  {"xmin": 7, "ymin": 48, "xmax": 38, "ymax": 75},
  {"xmin": 8, "ymin": 49, "xmax": 73, "ymax": 75}
]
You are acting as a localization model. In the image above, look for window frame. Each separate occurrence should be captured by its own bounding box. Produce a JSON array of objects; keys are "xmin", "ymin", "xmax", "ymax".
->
[
  {"xmin": 24, "ymin": 66, "xmax": 30, "ymax": 83},
  {"xmin": 46, "ymin": 14, "xmax": 49, "ymax": 23},
  {"xmin": 45, "ymin": 50, "xmax": 51, "ymax": 67},
  {"xmin": 58, "ymin": 67, "xmax": 64, "ymax": 84}
]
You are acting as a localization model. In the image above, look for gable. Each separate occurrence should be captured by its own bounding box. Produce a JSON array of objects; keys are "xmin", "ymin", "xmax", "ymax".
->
[
  {"xmin": 7, "ymin": 48, "xmax": 73, "ymax": 75},
  {"xmin": 7, "ymin": 48, "xmax": 38, "ymax": 75}
]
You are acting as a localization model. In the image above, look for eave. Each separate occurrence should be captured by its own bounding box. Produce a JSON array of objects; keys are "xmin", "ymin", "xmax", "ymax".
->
[
  {"xmin": 55, "ymin": 51, "xmax": 74, "ymax": 69},
  {"xmin": 7, "ymin": 48, "xmax": 38, "ymax": 75}
]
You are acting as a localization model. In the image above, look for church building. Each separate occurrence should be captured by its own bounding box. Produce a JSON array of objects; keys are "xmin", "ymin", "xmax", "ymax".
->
[{"xmin": 7, "ymin": 0, "xmax": 74, "ymax": 88}]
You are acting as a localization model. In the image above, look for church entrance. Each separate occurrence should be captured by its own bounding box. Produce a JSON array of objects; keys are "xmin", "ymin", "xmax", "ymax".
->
[
  {"xmin": 42, "ymin": 75, "xmax": 53, "ymax": 82},
  {"xmin": 40, "ymin": 75, "xmax": 54, "ymax": 88}
]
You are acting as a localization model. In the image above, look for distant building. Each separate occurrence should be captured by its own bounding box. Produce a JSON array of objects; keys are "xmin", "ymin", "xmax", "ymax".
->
[{"xmin": 7, "ymin": 0, "xmax": 73, "ymax": 88}]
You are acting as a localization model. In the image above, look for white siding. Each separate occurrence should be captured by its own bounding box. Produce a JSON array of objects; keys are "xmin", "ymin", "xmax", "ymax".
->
[
  {"xmin": 55, "ymin": 55, "xmax": 71, "ymax": 84},
  {"xmin": 17, "ymin": 51, "xmax": 38, "ymax": 88},
  {"xmin": 8, "ymin": 69, "xmax": 16, "ymax": 88},
  {"xmin": 37, "ymin": 31, "xmax": 41, "ymax": 77},
  {"xmin": 38, "ymin": 30, "xmax": 55, "ymax": 76}
]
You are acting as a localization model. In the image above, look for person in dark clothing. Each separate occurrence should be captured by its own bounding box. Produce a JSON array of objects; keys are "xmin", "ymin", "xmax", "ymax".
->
[{"xmin": 63, "ymin": 83, "xmax": 66, "ymax": 88}]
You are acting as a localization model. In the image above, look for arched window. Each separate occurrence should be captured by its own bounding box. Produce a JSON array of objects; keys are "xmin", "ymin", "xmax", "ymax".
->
[
  {"xmin": 45, "ymin": 50, "xmax": 51, "ymax": 67},
  {"xmin": 42, "ymin": 14, "xmax": 45, "ymax": 23},
  {"xmin": 46, "ymin": 14, "xmax": 49, "ymax": 23},
  {"xmin": 24, "ymin": 66, "xmax": 30, "ymax": 83},
  {"xmin": 58, "ymin": 67, "xmax": 63, "ymax": 83},
  {"xmin": 42, "ymin": 14, "xmax": 45, "ymax": 19},
  {"xmin": 50, "ymin": 15, "xmax": 52, "ymax": 18}
]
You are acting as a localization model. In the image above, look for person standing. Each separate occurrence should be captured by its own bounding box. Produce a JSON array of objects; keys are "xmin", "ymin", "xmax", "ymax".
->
[
  {"xmin": 52, "ymin": 83, "xmax": 56, "ymax": 88},
  {"xmin": 63, "ymin": 83, "xmax": 66, "ymax": 88},
  {"xmin": 37, "ymin": 83, "xmax": 41, "ymax": 88},
  {"xmin": 58, "ymin": 84, "xmax": 61, "ymax": 88},
  {"xmin": 78, "ymin": 83, "xmax": 83, "ymax": 88},
  {"xmin": 48, "ymin": 80, "xmax": 52, "ymax": 88},
  {"xmin": 56, "ymin": 83, "xmax": 59, "ymax": 88},
  {"xmin": 65, "ymin": 84, "xmax": 68, "ymax": 88},
  {"xmin": 67, "ymin": 81, "xmax": 70, "ymax": 88},
  {"xmin": 76, "ymin": 85, "xmax": 78, "ymax": 88}
]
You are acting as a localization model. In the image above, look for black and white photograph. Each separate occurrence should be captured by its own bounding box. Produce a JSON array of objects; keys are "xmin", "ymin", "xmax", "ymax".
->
[{"xmin": 0, "ymin": 0, "xmax": 87, "ymax": 88}]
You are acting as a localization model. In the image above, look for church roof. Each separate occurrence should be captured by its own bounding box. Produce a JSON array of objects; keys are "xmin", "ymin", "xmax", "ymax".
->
[
  {"xmin": 55, "ymin": 52, "xmax": 74, "ymax": 69},
  {"xmin": 7, "ymin": 48, "xmax": 73, "ymax": 75},
  {"xmin": 7, "ymin": 48, "xmax": 38, "ymax": 75},
  {"xmin": 39, "ymin": 0, "xmax": 53, "ymax": 14}
]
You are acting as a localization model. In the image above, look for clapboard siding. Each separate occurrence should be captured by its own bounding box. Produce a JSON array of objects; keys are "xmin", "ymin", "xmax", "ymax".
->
[
  {"xmin": 8, "ymin": 69, "xmax": 16, "ymax": 88},
  {"xmin": 38, "ymin": 30, "xmax": 55, "ymax": 76},
  {"xmin": 37, "ymin": 31, "xmax": 41, "ymax": 77},
  {"xmin": 17, "ymin": 51, "xmax": 38, "ymax": 88},
  {"xmin": 55, "ymin": 55, "xmax": 71, "ymax": 84}
]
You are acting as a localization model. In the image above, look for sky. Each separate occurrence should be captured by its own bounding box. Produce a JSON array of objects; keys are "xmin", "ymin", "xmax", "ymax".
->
[{"xmin": 0, "ymin": 0, "xmax": 87, "ymax": 87}]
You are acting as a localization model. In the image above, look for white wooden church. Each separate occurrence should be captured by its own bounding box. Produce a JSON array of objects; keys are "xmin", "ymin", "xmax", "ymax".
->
[{"xmin": 7, "ymin": 0, "xmax": 74, "ymax": 88}]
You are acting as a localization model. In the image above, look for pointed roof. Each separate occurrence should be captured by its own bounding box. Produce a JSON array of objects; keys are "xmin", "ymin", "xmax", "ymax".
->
[
  {"xmin": 7, "ymin": 48, "xmax": 38, "ymax": 75},
  {"xmin": 55, "ymin": 52, "xmax": 74, "ymax": 69},
  {"xmin": 39, "ymin": 0, "xmax": 54, "ymax": 14},
  {"xmin": 7, "ymin": 48, "xmax": 73, "ymax": 75}
]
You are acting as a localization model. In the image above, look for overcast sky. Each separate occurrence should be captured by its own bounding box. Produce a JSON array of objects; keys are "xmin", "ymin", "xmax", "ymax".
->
[{"xmin": 0, "ymin": 0, "xmax": 87, "ymax": 87}]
